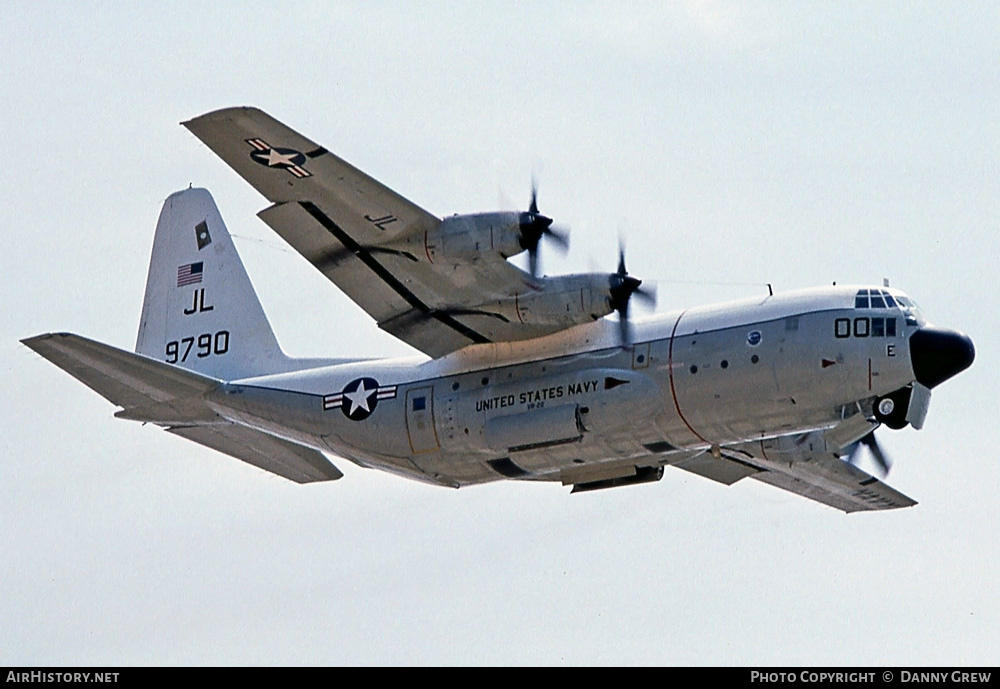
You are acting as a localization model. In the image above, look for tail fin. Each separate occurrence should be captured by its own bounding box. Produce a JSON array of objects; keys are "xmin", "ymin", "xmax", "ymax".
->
[{"xmin": 136, "ymin": 188, "xmax": 292, "ymax": 379}]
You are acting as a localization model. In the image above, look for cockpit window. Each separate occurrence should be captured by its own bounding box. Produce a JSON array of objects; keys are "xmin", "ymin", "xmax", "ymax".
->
[
  {"xmin": 887, "ymin": 294, "xmax": 924, "ymax": 326},
  {"xmin": 855, "ymin": 288, "xmax": 900, "ymax": 310}
]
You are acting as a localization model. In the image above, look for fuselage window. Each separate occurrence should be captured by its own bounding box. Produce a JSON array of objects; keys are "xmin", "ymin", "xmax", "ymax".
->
[
  {"xmin": 838, "ymin": 316, "xmax": 896, "ymax": 338},
  {"xmin": 871, "ymin": 317, "xmax": 897, "ymax": 337}
]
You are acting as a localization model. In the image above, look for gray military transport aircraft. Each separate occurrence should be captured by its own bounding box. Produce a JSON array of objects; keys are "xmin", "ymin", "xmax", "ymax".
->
[{"xmin": 23, "ymin": 107, "xmax": 975, "ymax": 512}]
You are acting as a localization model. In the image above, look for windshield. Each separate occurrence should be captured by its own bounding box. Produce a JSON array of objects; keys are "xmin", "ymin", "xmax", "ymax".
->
[{"xmin": 855, "ymin": 288, "xmax": 925, "ymax": 326}]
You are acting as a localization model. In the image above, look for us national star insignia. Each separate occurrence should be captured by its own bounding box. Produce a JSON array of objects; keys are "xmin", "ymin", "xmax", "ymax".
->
[
  {"xmin": 323, "ymin": 378, "xmax": 398, "ymax": 421},
  {"xmin": 245, "ymin": 137, "xmax": 312, "ymax": 178}
]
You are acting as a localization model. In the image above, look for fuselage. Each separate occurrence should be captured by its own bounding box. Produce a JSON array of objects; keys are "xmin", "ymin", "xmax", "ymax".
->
[{"xmin": 202, "ymin": 283, "xmax": 972, "ymax": 488}]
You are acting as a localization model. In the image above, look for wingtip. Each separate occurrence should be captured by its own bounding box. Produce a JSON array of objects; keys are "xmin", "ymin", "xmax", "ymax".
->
[
  {"xmin": 21, "ymin": 332, "xmax": 80, "ymax": 355},
  {"xmin": 21, "ymin": 332, "xmax": 60, "ymax": 347},
  {"xmin": 182, "ymin": 105, "xmax": 266, "ymax": 129}
]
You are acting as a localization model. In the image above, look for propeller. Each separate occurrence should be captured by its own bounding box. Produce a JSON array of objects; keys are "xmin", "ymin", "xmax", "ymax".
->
[
  {"xmin": 847, "ymin": 429, "xmax": 892, "ymax": 477},
  {"xmin": 608, "ymin": 246, "xmax": 657, "ymax": 346},
  {"xmin": 518, "ymin": 182, "xmax": 569, "ymax": 277}
]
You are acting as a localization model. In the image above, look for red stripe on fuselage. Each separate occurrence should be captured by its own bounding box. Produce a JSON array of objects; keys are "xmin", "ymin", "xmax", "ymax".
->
[
  {"xmin": 759, "ymin": 439, "xmax": 770, "ymax": 461},
  {"xmin": 667, "ymin": 310, "xmax": 709, "ymax": 444}
]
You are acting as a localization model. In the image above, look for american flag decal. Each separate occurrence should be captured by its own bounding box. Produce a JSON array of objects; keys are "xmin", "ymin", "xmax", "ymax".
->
[
  {"xmin": 246, "ymin": 138, "xmax": 312, "ymax": 178},
  {"xmin": 177, "ymin": 262, "xmax": 204, "ymax": 287}
]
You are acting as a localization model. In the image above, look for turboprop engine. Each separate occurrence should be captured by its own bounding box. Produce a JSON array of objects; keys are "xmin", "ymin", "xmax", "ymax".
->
[{"xmin": 424, "ymin": 212, "xmax": 526, "ymax": 263}]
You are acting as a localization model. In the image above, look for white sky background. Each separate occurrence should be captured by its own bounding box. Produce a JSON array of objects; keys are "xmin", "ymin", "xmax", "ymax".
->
[{"xmin": 2, "ymin": 1, "xmax": 998, "ymax": 665}]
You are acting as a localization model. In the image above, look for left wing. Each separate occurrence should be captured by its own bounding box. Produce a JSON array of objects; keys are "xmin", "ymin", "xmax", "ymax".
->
[
  {"xmin": 182, "ymin": 107, "xmax": 582, "ymax": 357},
  {"xmin": 674, "ymin": 433, "xmax": 916, "ymax": 513},
  {"xmin": 748, "ymin": 457, "xmax": 915, "ymax": 513}
]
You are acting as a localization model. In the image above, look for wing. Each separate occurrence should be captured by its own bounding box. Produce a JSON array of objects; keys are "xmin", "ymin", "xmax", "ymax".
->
[
  {"xmin": 748, "ymin": 457, "xmax": 915, "ymax": 513},
  {"xmin": 674, "ymin": 433, "xmax": 916, "ymax": 513},
  {"xmin": 182, "ymin": 107, "xmax": 570, "ymax": 357},
  {"xmin": 22, "ymin": 333, "xmax": 342, "ymax": 483}
]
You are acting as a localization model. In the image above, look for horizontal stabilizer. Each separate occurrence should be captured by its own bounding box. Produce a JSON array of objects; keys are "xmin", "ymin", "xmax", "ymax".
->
[
  {"xmin": 22, "ymin": 332, "xmax": 342, "ymax": 483},
  {"xmin": 168, "ymin": 424, "xmax": 342, "ymax": 483},
  {"xmin": 22, "ymin": 332, "xmax": 218, "ymax": 411}
]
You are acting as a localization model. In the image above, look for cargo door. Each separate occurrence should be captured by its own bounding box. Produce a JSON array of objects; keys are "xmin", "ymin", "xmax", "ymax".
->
[{"xmin": 405, "ymin": 386, "xmax": 440, "ymax": 454}]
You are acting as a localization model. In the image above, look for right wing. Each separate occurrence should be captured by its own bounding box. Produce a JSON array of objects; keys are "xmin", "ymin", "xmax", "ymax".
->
[{"xmin": 22, "ymin": 333, "xmax": 342, "ymax": 483}]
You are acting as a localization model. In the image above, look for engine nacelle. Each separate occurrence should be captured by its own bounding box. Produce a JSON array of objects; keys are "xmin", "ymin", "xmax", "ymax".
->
[
  {"xmin": 389, "ymin": 212, "xmax": 525, "ymax": 264},
  {"xmin": 484, "ymin": 274, "xmax": 614, "ymax": 327}
]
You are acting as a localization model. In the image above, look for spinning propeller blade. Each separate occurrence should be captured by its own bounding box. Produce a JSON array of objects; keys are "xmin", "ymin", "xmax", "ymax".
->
[
  {"xmin": 848, "ymin": 430, "xmax": 892, "ymax": 477},
  {"xmin": 608, "ymin": 245, "xmax": 656, "ymax": 346},
  {"xmin": 519, "ymin": 181, "xmax": 568, "ymax": 277}
]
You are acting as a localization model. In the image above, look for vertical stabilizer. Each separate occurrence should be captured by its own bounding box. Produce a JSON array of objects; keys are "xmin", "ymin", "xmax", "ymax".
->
[{"xmin": 136, "ymin": 188, "xmax": 290, "ymax": 379}]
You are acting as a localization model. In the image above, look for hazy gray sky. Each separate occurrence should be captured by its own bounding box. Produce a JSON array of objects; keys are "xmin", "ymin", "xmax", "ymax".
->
[{"xmin": 3, "ymin": 2, "xmax": 998, "ymax": 665}]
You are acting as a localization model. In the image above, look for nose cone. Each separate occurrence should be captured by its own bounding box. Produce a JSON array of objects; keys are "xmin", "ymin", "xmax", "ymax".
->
[{"xmin": 909, "ymin": 327, "xmax": 975, "ymax": 388}]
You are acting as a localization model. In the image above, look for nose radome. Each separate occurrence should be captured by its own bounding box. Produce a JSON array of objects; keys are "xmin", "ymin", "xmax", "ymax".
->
[{"xmin": 909, "ymin": 327, "xmax": 975, "ymax": 389}]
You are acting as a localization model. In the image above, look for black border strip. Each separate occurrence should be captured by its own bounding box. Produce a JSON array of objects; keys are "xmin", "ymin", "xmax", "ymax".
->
[
  {"xmin": 509, "ymin": 435, "xmax": 582, "ymax": 453},
  {"xmin": 718, "ymin": 451, "xmax": 765, "ymax": 474},
  {"xmin": 299, "ymin": 201, "xmax": 490, "ymax": 346}
]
